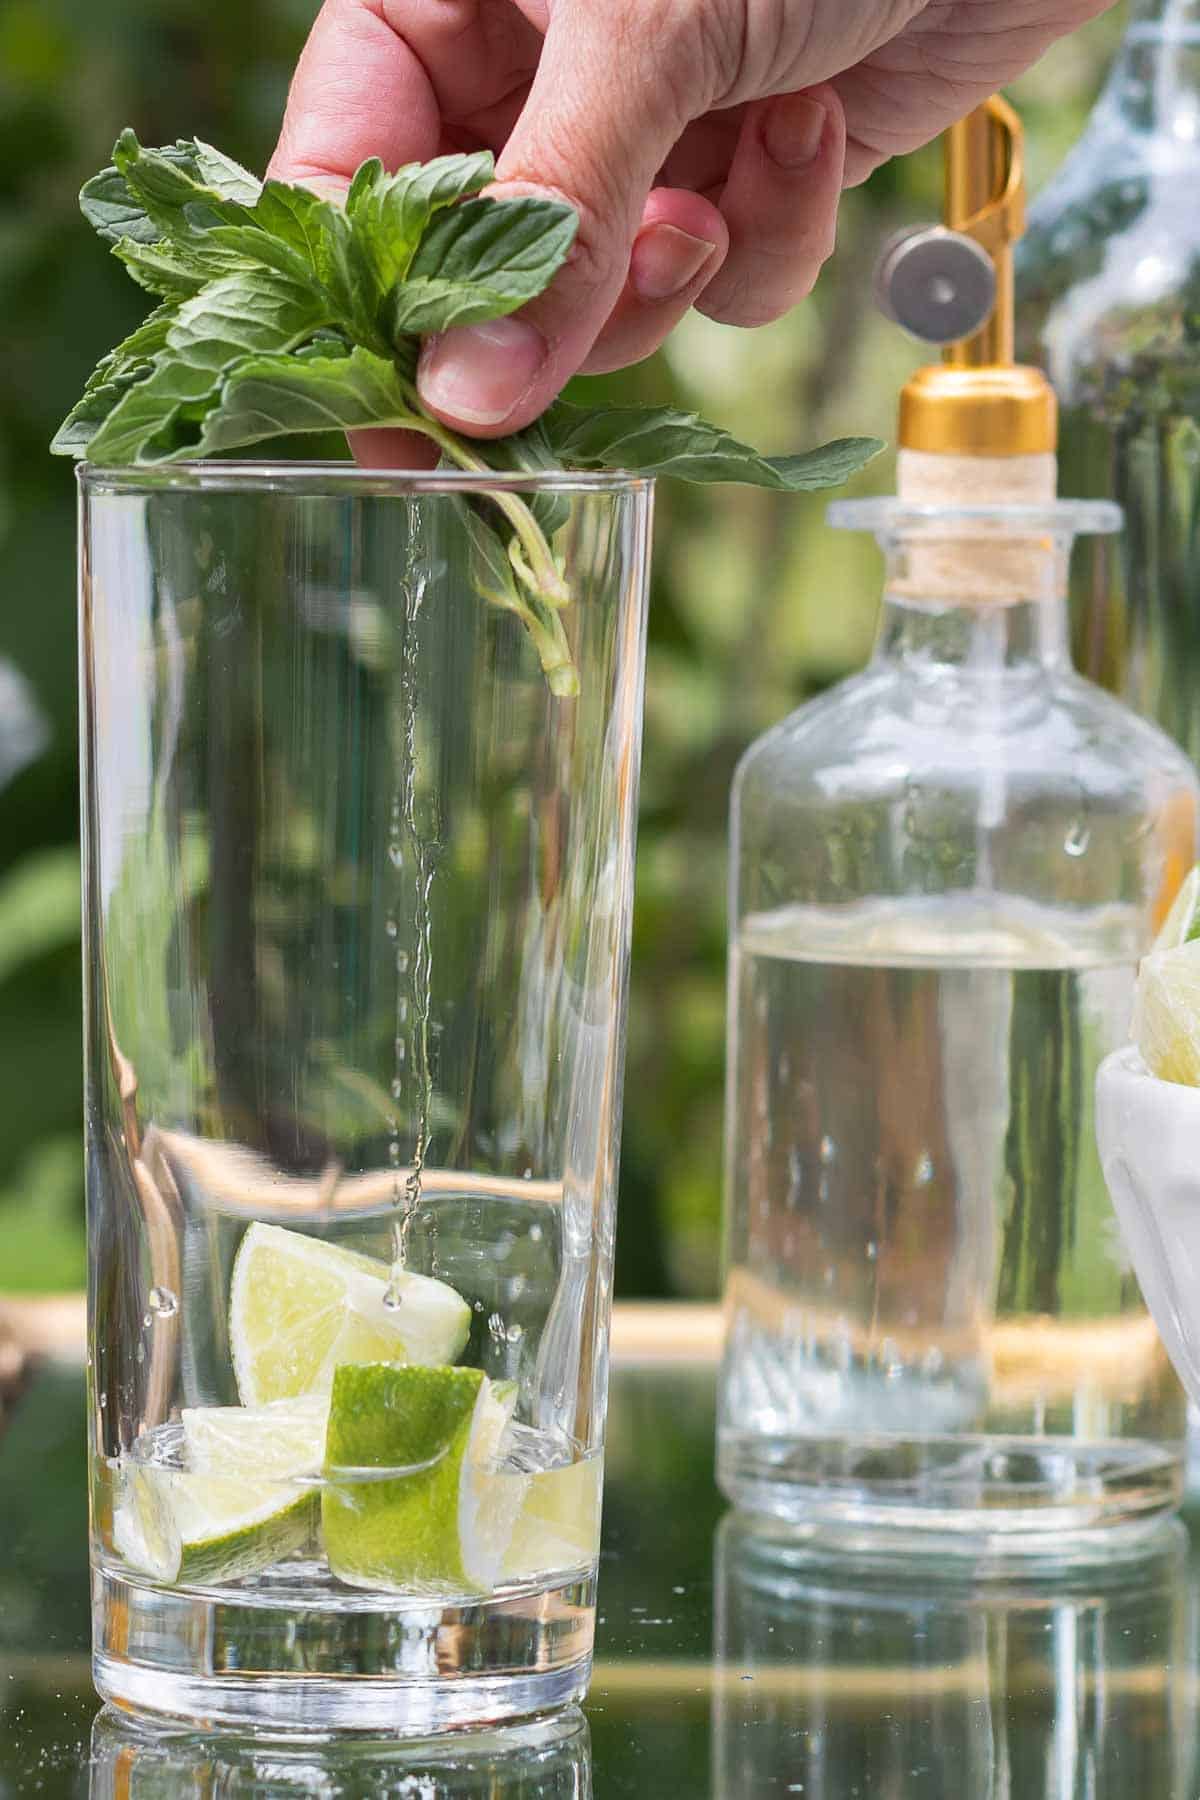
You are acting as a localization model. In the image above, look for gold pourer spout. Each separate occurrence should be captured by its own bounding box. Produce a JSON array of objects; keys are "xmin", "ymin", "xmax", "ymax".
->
[
  {"xmin": 944, "ymin": 95, "xmax": 1024, "ymax": 369},
  {"xmin": 899, "ymin": 95, "xmax": 1056, "ymax": 461}
]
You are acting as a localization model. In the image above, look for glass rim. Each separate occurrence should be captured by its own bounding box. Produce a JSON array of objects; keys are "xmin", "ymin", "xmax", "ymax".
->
[{"xmin": 75, "ymin": 458, "xmax": 653, "ymax": 499}]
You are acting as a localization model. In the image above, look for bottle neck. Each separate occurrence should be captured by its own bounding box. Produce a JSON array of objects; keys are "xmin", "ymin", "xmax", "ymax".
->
[
  {"xmin": 1102, "ymin": 0, "xmax": 1200, "ymax": 140},
  {"xmin": 872, "ymin": 549, "xmax": 1071, "ymax": 681}
]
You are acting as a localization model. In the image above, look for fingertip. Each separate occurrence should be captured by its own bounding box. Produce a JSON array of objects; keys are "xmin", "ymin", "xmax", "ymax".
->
[{"xmin": 348, "ymin": 428, "xmax": 441, "ymax": 471}]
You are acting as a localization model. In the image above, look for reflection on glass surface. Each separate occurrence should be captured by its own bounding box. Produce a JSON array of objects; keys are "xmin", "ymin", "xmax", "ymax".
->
[
  {"xmin": 713, "ymin": 1512, "xmax": 1197, "ymax": 1797},
  {"xmin": 89, "ymin": 1704, "xmax": 591, "ymax": 1797}
]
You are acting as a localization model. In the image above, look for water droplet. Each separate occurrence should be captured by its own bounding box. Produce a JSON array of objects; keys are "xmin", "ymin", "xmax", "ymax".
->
[
  {"xmin": 99, "ymin": 1393, "xmax": 108, "ymax": 1409},
  {"xmin": 473, "ymin": 1299, "xmax": 485, "ymax": 1313},
  {"xmin": 391, "ymin": 1078, "xmax": 404, "ymax": 1100},
  {"xmin": 135, "ymin": 1342, "xmax": 145, "ymax": 1365},
  {"xmin": 383, "ymin": 1280, "xmax": 403, "ymax": 1311},
  {"xmin": 148, "ymin": 1286, "xmax": 178, "ymax": 1318},
  {"xmin": 914, "ymin": 1152, "xmax": 933, "ymax": 1187},
  {"xmin": 388, "ymin": 843, "xmax": 404, "ymax": 868},
  {"xmin": 388, "ymin": 1141, "xmax": 403, "ymax": 1167},
  {"xmin": 819, "ymin": 1135, "xmax": 836, "ymax": 1165},
  {"xmin": 488, "ymin": 1311, "xmax": 506, "ymax": 1339},
  {"xmin": 529, "ymin": 1224, "xmax": 543, "ymax": 1244},
  {"xmin": 396, "ymin": 950, "xmax": 410, "ymax": 975},
  {"xmin": 385, "ymin": 916, "xmax": 399, "ymax": 939},
  {"xmin": 506, "ymin": 1322, "xmax": 524, "ymax": 1345},
  {"xmin": 865, "ymin": 1241, "xmax": 878, "ymax": 1262},
  {"xmin": 1064, "ymin": 821, "xmax": 1090, "ymax": 858}
]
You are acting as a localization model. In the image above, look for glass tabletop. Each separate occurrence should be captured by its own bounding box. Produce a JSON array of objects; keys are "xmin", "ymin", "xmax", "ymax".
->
[{"xmin": 3, "ymin": 1334, "xmax": 1199, "ymax": 1796}]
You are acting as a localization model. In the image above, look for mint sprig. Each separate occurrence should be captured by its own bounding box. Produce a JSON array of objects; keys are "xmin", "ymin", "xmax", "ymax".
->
[{"xmin": 54, "ymin": 131, "xmax": 883, "ymax": 696}]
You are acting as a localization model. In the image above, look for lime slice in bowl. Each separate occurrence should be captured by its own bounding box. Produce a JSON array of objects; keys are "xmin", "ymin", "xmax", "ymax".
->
[
  {"xmin": 322, "ymin": 1364, "xmax": 523, "ymax": 1594},
  {"xmin": 182, "ymin": 1393, "xmax": 328, "ymax": 1479},
  {"xmin": 1151, "ymin": 864, "xmax": 1200, "ymax": 953},
  {"xmin": 113, "ymin": 1463, "xmax": 314, "ymax": 1586},
  {"xmin": 229, "ymin": 1222, "xmax": 471, "ymax": 1405},
  {"xmin": 1135, "ymin": 938, "xmax": 1200, "ymax": 1085}
]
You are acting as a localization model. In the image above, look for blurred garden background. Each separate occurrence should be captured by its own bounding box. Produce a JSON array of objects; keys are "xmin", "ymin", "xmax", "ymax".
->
[{"xmin": 0, "ymin": 0, "xmax": 1124, "ymax": 1300}]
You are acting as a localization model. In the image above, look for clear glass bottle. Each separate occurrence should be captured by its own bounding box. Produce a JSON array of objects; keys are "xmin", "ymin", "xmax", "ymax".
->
[
  {"xmin": 717, "ymin": 497, "xmax": 1199, "ymax": 1548},
  {"xmin": 1017, "ymin": 0, "xmax": 1200, "ymax": 758}
]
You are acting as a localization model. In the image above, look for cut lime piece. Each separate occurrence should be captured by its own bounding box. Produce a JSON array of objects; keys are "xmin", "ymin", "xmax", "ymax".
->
[
  {"xmin": 1135, "ymin": 940, "xmax": 1200, "ymax": 1085},
  {"xmin": 229, "ymin": 1223, "xmax": 471, "ymax": 1406},
  {"xmin": 113, "ymin": 1461, "xmax": 314, "ymax": 1586},
  {"xmin": 1151, "ymin": 865, "xmax": 1200, "ymax": 953},
  {"xmin": 182, "ymin": 1394, "xmax": 328, "ymax": 1480},
  {"xmin": 503, "ymin": 1454, "xmax": 603, "ymax": 1583},
  {"xmin": 322, "ymin": 1364, "xmax": 522, "ymax": 1595}
]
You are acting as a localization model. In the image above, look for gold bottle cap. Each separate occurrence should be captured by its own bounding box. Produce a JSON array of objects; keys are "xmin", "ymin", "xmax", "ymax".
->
[
  {"xmin": 899, "ymin": 364, "xmax": 1057, "ymax": 456},
  {"xmin": 898, "ymin": 95, "xmax": 1057, "ymax": 458}
]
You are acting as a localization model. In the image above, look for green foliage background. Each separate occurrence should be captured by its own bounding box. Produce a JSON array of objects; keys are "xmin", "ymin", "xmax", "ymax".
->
[{"xmin": 0, "ymin": 0, "xmax": 1122, "ymax": 1297}]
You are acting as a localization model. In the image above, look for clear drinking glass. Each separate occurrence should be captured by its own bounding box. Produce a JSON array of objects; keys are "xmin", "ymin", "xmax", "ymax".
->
[
  {"xmin": 718, "ymin": 499, "xmax": 1199, "ymax": 1549},
  {"xmin": 79, "ymin": 462, "xmax": 651, "ymax": 1731}
]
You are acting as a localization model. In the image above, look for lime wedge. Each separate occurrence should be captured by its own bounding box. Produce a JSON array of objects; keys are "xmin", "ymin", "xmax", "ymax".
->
[
  {"xmin": 322, "ymin": 1364, "xmax": 522, "ymax": 1595},
  {"xmin": 113, "ymin": 1462, "xmax": 314, "ymax": 1586},
  {"xmin": 1135, "ymin": 939, "xmax": 1200, "ymax": 1085},
  {"xmin": 503, "ymin": 1454, "xmax": 603, "ymax": 1583},
  {"xmin": 1151, "ymin": 865, "xmax": 1200, "ymax": 953},
  {"xmin": 182, "ymin": 1394, "xmax": 328, "ymax": 1480},
  {"xmin": 229, "ymin": 1223, "xmax": 471, "ymax": 1406}
]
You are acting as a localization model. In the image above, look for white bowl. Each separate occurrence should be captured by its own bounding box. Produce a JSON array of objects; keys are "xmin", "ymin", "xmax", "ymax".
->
[{"xmin": 1095, "ymin": 1045, "xmax": 1200, "ymax": 1407}]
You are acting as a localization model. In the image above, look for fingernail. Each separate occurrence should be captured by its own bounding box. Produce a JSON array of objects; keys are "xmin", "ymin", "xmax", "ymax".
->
[
  {"xmin": 762, "ymin": 94, "xmax": 826, "ymax": 168},
  {"xmin": 630, "ymin": 223, "xmax": 719, "ymax": 302},
  {"xmin": 419, "ymin": 317, "xmax": 547, "ymax": 426}
]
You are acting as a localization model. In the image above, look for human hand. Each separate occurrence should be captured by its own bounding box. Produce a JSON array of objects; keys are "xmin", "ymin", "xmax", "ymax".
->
[{"xmin": 270, "ymin": 0, "xmax": 1110, "ymax": 452}]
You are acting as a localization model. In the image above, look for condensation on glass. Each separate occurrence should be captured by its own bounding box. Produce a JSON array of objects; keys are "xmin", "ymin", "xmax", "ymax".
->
[{"xmin": 79, "ymin": 462, "xmax": 651, "ymax": 1732}]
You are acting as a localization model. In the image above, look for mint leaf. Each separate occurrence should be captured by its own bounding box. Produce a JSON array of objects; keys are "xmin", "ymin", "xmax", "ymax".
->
[
  {"xmin": 389, "ymin": 195, "xmax": 577, "ymax": 335},
  {"xmin": 348, "ymin": 151, "xmax": 494, "ymax": 292},
  {"xmin": 85, "ymin": 361, "xmax": 222, "ymax": 465},
  {"xmin": 51, "ymin": 303, "xmax": 179, "ymax": 455},
  {"xmin": 196, "ymin": 345, "xmax": 417, "ymax": 450},
  {"xmin": 537, "ymin": 402, "xmax": 883, "ymax": 489},
  {"xmin": 113, "ymin": 238, "xmax": 213, "ymax": 300},
  {"xmin": 85, "ymin": 271, "xmax": 332, "ymax": 463},
  {"xmin": 167, "ymin": 268, "xmax": 331, "ymax": 372},
  {"xmin": 59, "ymin": 133, "xmax": 885, "ymax": 697}
]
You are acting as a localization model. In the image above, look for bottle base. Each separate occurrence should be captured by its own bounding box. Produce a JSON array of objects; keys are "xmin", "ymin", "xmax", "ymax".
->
[
  {"xmin": 93, "ymin": 1562, "xmax": 595, "ymax": 1734},
  {"xmin": 717, "ymin": 1430, "xmax": 1184, "ymax": 1563}
]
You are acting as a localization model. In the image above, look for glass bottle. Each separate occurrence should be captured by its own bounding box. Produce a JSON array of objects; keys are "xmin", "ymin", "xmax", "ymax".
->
[
  {"xmin": 1017, "ymin": 0, "xmax": 1200, "ymax": 757},
  {"xmin": 717, "ymin": 495, "xmax": 1199, "ymax": 1547}
]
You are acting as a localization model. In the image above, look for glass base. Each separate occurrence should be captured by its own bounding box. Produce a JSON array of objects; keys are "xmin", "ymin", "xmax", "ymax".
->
[
  {"xmin": 717, "ymin": 1431, "xmax": 1184, "ymax": 1560},
  {"xmin": 93, "ymin": 1562, "xmax": 594, "ymax": 1733}
]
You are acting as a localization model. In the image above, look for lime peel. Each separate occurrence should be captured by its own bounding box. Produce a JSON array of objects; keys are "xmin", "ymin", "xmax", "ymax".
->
[
  {"xmin": 113, "ymin": 1462, "xmax": 315, "ymax": 1586},
  {"xmin": 322, "ymin": 1363, "xmax": 522, "ymax": 1595}
]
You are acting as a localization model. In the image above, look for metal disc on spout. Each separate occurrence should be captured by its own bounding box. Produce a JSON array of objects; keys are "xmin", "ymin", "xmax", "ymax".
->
[{"xmin": 875, "ymin": 227, "xmax": 997, "ymax": 346}]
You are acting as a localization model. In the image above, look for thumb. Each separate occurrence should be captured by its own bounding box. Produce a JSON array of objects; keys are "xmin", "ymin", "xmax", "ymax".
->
[{"xmin": 417, "ymin": 5, "xmax": 694, "ymax": 436}]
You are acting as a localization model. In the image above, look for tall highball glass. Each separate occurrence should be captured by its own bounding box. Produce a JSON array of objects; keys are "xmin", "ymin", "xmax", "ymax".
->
[{"xmin": 79, "ymin": 462, "xmax": 651, "ymax": 1731}]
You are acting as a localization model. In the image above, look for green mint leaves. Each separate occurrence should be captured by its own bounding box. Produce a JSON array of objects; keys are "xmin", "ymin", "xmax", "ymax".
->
[{"xmin": 55, "ymin": 131, "xmax": 883, "ymax": 695}]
